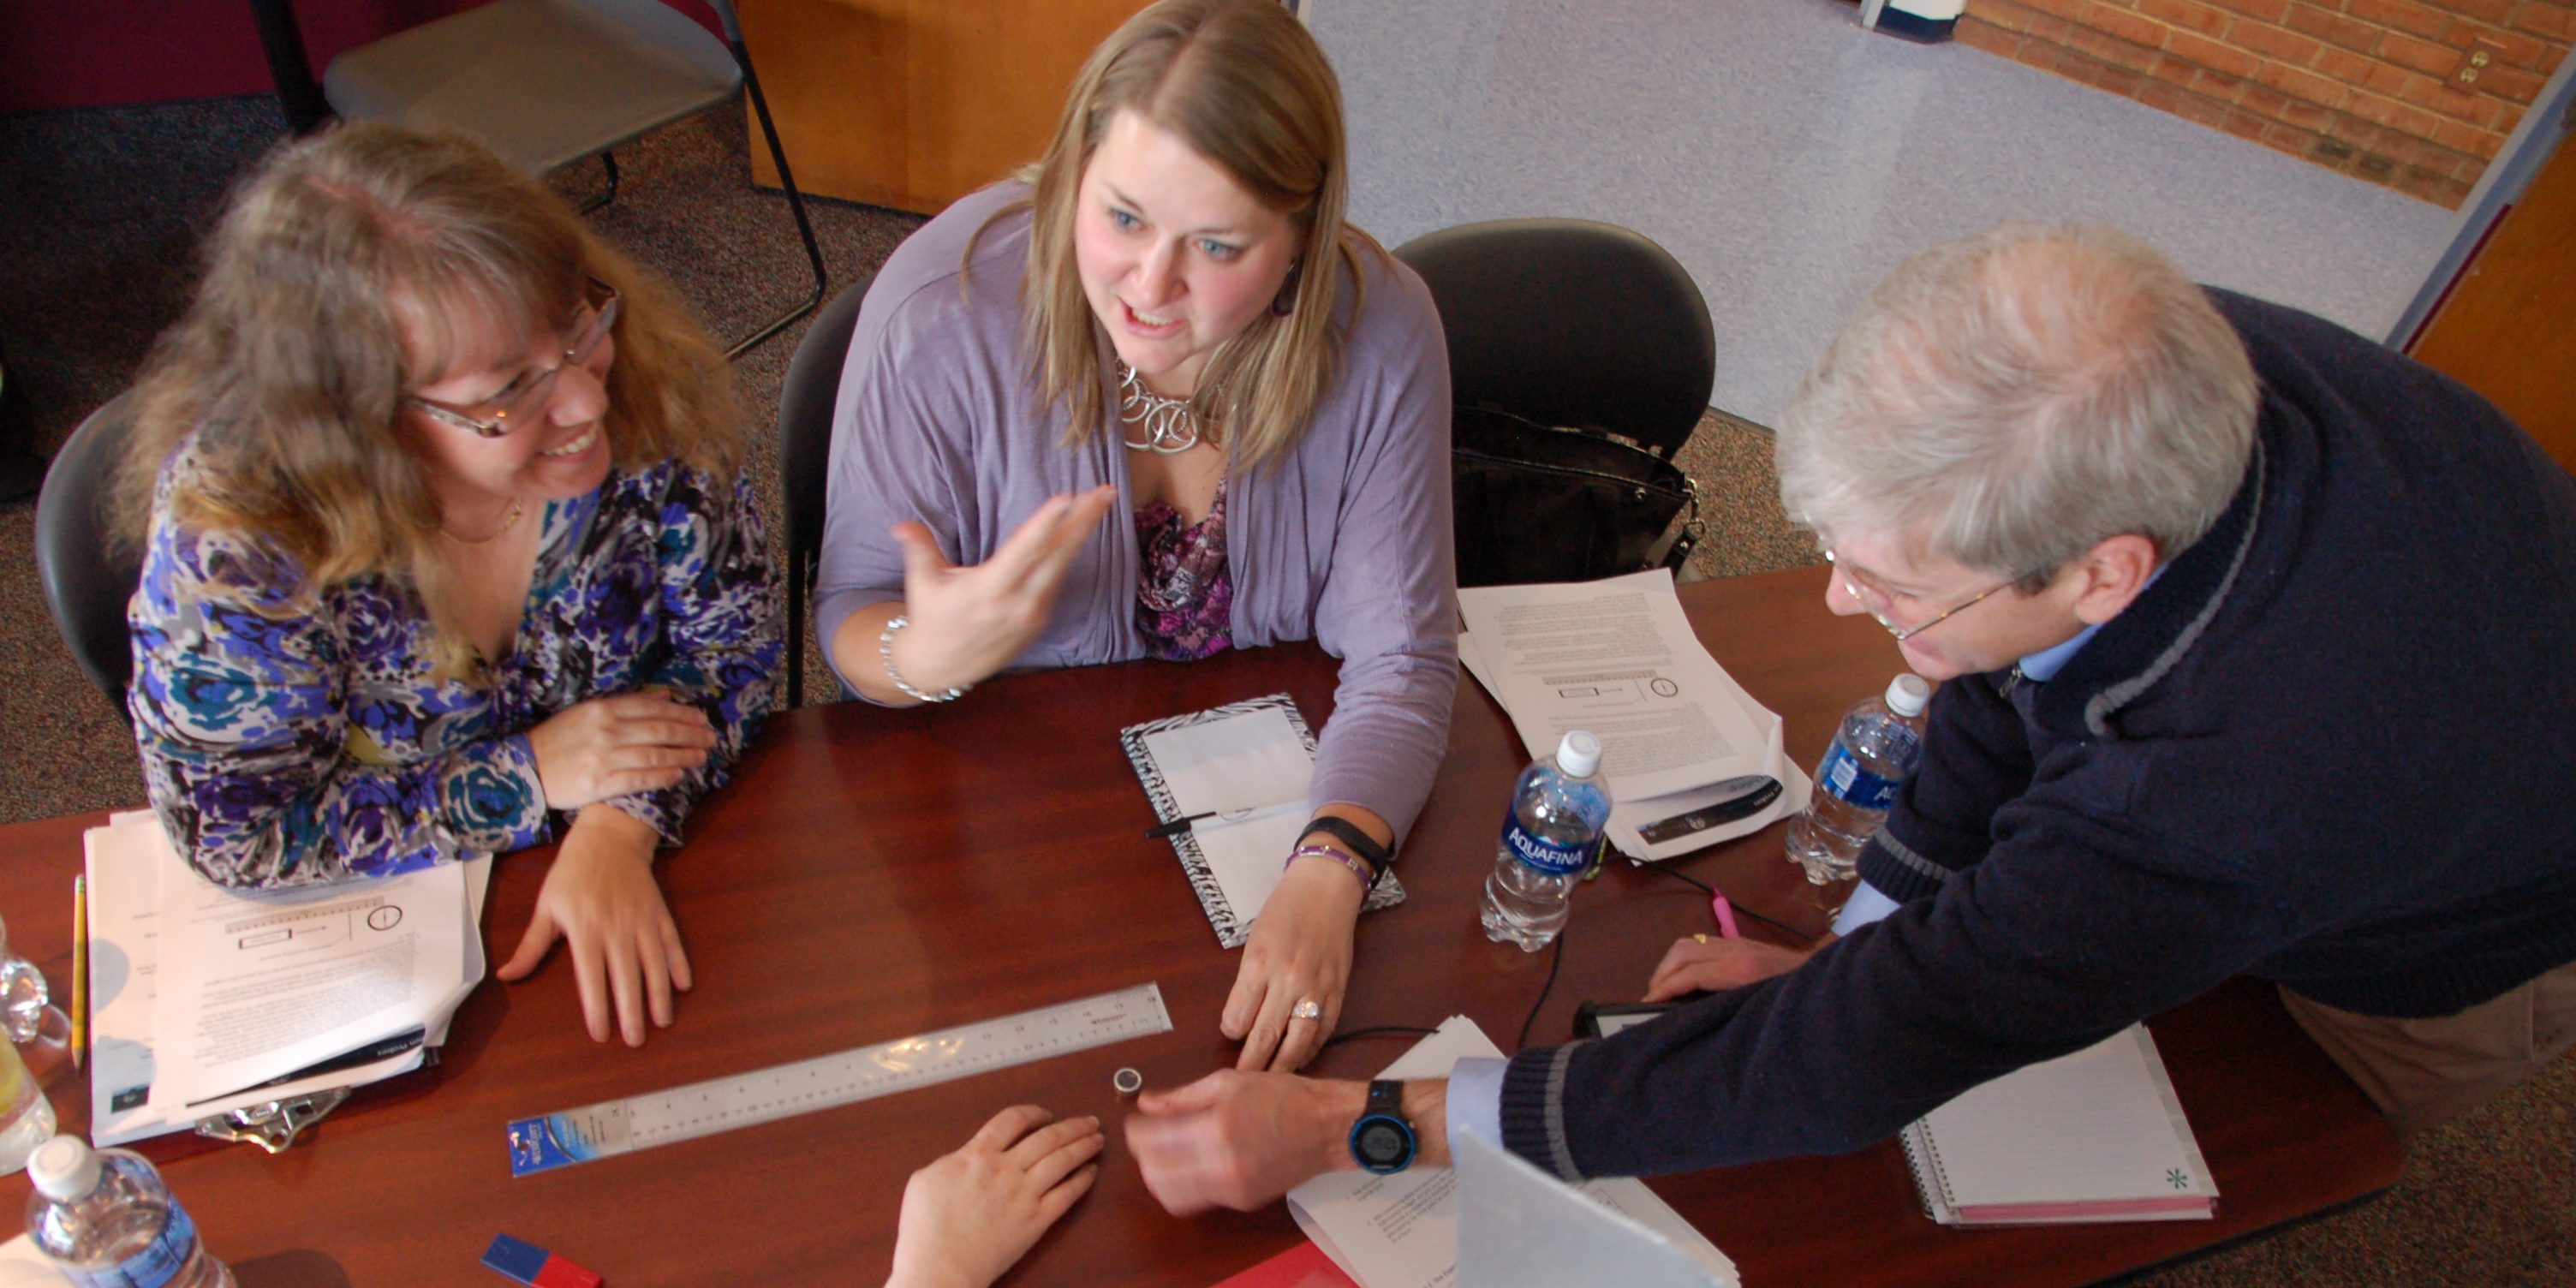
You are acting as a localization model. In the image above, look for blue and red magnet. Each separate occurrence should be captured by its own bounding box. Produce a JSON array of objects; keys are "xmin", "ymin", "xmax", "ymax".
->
[{"xmin": 484, "ymin": 1234, "xmax": 602, "ymax": 1288}]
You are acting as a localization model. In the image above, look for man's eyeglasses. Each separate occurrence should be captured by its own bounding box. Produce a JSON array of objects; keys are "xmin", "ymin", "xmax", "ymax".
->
[
  {"xmin": 1822, "ymin": 547, "xmax": 2031, "ymax": 642},
  {"xmin": 405, "ymin": 277, "xmax": 621, "ymax": 439}
]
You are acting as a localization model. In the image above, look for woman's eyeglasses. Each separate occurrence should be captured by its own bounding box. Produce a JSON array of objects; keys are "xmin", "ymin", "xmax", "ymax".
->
[{"xmin": 406, "ymin": 277, "xmax": 622, "ymax": 439}]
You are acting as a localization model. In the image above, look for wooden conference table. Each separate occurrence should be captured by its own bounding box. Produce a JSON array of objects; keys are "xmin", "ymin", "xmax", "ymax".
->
[{"xmin": 0, "ymin": 569, "xmax": 2400, "ymax": 1286}]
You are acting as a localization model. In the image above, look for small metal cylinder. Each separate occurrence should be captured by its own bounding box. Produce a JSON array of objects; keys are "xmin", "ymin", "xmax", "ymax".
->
[{"xmin": 1112, "ymin": 1066, "xmax": 1144, "ymax": 1097}]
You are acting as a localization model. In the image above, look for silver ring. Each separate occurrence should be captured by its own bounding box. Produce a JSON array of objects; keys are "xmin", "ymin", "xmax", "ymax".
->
[{"xmin": 1291, "ymin": 998, "xmax": 1323, "ymax": 1022}]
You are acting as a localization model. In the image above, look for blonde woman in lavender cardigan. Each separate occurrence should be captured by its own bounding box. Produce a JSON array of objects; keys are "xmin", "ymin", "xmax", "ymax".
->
[{"xmin": 816, "ymin": 0, "xmax": 1457, "ymax": 1075}]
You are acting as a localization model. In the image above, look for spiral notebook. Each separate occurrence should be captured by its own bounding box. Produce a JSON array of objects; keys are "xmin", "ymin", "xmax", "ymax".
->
[
  {"xmin": 1121, "ymin": 694, "xmax": 1403, "ymax": 949},
  {"xmin": 1899, "ymin": 1025, "xmax": 2219, "ymax": 1226}
]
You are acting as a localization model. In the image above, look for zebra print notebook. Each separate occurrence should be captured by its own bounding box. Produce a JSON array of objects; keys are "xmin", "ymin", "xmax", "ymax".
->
[{"xmin": 1122, "ymin": 693, "xmax": 1404, "ymax": 948}]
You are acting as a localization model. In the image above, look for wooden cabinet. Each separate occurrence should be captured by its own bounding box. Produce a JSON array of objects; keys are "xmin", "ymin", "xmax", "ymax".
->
[
  {"xmin": 740, "ymin": 0, "xmax": 1152, "ymax": 215},
  {"xmin": 2408, "ymin": 127, "xmax": 2576, "ymax": 474}
]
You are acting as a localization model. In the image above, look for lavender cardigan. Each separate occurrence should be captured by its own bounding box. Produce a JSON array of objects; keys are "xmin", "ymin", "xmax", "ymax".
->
[{"xmin": 816, "ymin": 184, "xmax": 1458, "ymax": 839}]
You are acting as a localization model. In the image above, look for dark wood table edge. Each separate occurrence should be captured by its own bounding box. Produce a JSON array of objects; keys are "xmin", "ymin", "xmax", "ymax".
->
[{"xmin": 2089, "ymin": 1184, "xmax": 2399, "ymax": 1287}]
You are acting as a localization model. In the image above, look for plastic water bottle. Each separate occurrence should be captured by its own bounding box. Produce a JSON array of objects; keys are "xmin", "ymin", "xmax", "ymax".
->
[
  {"xmin": 0, "ymin": 910, "xmax": 54, "ymax": 1044},
  {"xmin": 0, "ymin": 1035, "xmax": 54, "ymax": 1173},
  {"xmin": 1786, "ymin": 674, "xmax": 1932, "ymax": 885},
  {"xmin": 1482, "ymin": 731, "xmax": 1613, "ymax": 951},
  {"xmin": 27, "ymin": 1136, "xmax": 236, "ymax": 1288}
]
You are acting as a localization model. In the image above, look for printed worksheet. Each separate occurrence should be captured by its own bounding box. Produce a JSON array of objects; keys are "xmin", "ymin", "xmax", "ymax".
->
[{"xmin": 146, "ymin": 836, "xmax": 468, "ymax": 1112}]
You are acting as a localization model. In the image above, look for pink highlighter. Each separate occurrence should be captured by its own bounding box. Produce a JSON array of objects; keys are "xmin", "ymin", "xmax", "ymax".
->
[{"xmin": 1709, "ymin": 892, "xmax": 1742, "ymax": 940}]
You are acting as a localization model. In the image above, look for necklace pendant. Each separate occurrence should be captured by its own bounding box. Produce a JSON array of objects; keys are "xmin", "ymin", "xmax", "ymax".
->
[{"xmin": 1117, "ymin": 362, "xmax": 1203, "ymax": 454}]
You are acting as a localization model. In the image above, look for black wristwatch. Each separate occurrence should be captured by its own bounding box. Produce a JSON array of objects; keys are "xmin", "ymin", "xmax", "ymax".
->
[{"xmin": 1347, "ymin": 1079, "xmax": 1416, "ymax": 1175}]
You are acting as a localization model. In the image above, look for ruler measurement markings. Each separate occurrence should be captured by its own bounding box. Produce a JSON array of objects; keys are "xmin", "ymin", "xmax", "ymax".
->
[{"xmin": 510, "ymin": 984, "xmax": 1169, "ymax": 1175}]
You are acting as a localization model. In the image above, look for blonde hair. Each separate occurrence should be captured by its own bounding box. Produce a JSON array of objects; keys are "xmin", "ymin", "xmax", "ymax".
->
[
  {"xmin": 1777, "ymin": 223, "xmax": 2257, "ymax": 584},
  {"xmin": 1001, "ymin": 0, "xmax": 1380, "ymax": 468},
  {"xmin": 117, "ymin": 122, "xmax": 742, "ymax": 677}
]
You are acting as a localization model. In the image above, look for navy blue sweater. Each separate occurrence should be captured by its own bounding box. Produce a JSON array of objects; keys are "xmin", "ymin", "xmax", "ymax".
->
[{"xmin": 1499, "ymin": 291, "xmax": 2576, "ymax": 1179}]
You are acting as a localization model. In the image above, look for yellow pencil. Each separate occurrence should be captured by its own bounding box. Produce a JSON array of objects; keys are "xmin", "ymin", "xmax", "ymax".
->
[{"xmin": 70, "ymin": 875, "xmax": 86, "ymax": 1074}]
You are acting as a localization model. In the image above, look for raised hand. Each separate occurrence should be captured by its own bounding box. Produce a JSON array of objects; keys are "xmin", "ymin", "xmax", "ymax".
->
[
  {"xmin": 523, "ymin": 691, "xmax": 716, "ymax": 811},
  {"xmin": 876, "ymin": 486, "xmax": 1118, "ymax": 700}
]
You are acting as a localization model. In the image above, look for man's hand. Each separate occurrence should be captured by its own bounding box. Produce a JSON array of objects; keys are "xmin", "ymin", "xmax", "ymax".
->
[
  {"xmin": 496, "ymin": 805, "xmax": 691, "ymax": 1045},
  {"xmin": 1126, "ymin": 1071, "xmax": 1451, "ymax": 1215},
  {"xmin": 885, "ymin": 1106, "xmax": 1102, "ymax": 1288},
  {"xmin": 1124, "ymin": 1070, "xmax": 1363, "ymax": 1214},
  {"xmin": 1642, "ymin": 933, "xmax": 1823, "ymax": 1002}
]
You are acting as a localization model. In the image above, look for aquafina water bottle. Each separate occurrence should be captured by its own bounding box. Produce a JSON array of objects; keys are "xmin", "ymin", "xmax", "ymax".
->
[
  {"xmin": 27, "ymin": 1136, "xmax": 236, "ymax": 1288},
  {"xmin": 1482, "ymin": 731, "xmax": 1613, "ymax": 951},
  {"xmin": 1786, "ymin": 674, "xmax": 1931, "ymax": 884}
]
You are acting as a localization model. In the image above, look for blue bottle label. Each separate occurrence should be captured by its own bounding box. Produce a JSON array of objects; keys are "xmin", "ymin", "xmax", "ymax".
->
[
  {"xmin": 1501, "ymin": 809, "xmax": 1596, "ymax": 876},
  {"xmin": 60, "ymin": 1202, "xmax": 199, "ymax": 1288},
  {"xmin": 1816, "ymin": 742, "xmax": 1902, "ymax": 813}
]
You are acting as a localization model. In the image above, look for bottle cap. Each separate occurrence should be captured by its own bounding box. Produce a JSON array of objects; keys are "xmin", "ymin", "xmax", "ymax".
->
[
  {"xmin": 1555, "ymin": 730, "xmax": 1602, "ymax": 778},
  {"xmin": 28, "ymin": 1136, "xmax": 99, "ymax": 1201},
  {"xmin": 1886, "ymin": 673, "xmax": 1931, "ymax": 718}
]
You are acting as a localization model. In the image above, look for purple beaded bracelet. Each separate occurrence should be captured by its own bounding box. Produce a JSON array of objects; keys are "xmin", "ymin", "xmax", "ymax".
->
[{"xmin": 1285, "ymin": 844, "xmax": 1375, "ymax": 890}]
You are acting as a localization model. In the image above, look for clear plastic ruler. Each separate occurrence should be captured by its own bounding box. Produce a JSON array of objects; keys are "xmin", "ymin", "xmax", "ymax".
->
[{"xmin": 507, "ymin": 982, "xmax": 1171, "ymax": 1176}]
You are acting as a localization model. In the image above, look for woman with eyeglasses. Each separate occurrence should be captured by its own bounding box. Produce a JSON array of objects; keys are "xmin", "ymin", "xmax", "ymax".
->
[
  {"xmin": 816, "ymin": 0, "xmax": 1456, "ymax": 1077},
  {"xmin": 116, "ymin": 122, "xmax": 778, "ymax": 1049}
]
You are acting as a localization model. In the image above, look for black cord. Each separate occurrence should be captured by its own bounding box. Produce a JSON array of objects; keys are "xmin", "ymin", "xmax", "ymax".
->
[
  {"xmin": 1515, "ymin": 929, "xmax": 1567, "ymax": 1052},
  {"xmin": 1321, "ymin": 1024, "xmax": 1440, "ymax": 1050},
  {"xmin": 1631, "ymin": 860, "xmax": 1819, "ymax": 945}
]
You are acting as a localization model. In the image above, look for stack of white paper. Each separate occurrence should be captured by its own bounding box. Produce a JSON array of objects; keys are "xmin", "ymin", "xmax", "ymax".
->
[
  {"xmin": 1285, "ymin": 1017, "xmax": 1738, "ymax": 1288},
  {"xmin": 1456, "ymin": 569, "xmax": 1810, "ymax": 861},
  {"xmin": 84, "ymin": 811, "xmax": 488, "ymax": 1145}
]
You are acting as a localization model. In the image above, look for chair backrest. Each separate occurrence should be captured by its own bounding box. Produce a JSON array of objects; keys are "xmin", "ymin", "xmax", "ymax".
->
[
  {"xmin": 35, "ymin": 393, "xmax": 145, "ymax": 718},
  {"xmin": 1393, "ymin": 218, "xmax": 1715, "ymax": 460},
  {"xmin": 775, "ymin": 271, "xmax": 874, "ymax": 706}
]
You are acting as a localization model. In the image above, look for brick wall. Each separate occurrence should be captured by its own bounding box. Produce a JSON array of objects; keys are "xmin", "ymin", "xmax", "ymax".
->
[{"xmin": 1959, "ymin": 0, "xmax": 2573, "ymax": 206}]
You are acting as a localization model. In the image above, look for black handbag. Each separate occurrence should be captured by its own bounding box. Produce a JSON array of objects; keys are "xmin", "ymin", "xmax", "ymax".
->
[{"xmin": 1450, "ymin": 404, "xmax": 1702, "ymax": 587}]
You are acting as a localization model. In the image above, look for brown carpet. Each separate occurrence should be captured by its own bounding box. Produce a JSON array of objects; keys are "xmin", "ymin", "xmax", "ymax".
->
[{"xmin": 0, "ymin": 94, "xmax": 2564, "ymax": 1286}]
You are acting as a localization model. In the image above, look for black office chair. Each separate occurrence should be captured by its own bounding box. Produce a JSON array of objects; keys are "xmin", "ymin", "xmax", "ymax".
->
[
  {"xmin": 1395, "ymin": 218, "xmax": 1718, "ymax": 586},
  {"xmin": 34, "ymin": 394, "xmax": 146, "ymax": 719},
  {"xmin": 247, "ymin": 0, "xmax": 826, "ymax": 360},
  {"xmin": 775, "ymin": 272, "xmax": 874, "ymax": 708}
]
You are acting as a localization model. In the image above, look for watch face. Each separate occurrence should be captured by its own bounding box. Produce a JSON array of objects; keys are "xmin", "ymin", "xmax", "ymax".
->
[{"xmin": 1355, "ymin": 1118, "xmax": 1412, "ymax": 1169}]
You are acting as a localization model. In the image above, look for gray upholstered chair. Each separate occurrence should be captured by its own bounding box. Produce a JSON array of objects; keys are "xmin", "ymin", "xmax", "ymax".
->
[{"xmin": 247, "ymin": 0, "xmax": 825, "ymax": 358}]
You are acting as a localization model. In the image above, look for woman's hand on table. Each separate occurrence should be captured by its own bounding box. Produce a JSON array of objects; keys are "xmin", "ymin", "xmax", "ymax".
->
[
  {"xmin": 1225, "ymin": 856, "xmax": 1366, "ymax": 1073},
  {"xmin": 496, "ymin": 805, "xmax": 691, "ymax": 1046},
  {"xmin": 524, "ymin": 690, "xmax": 715, "ymax": 810},
  {"xmin": 1642, "ymin": 933, "xmax": 1826, "ymax": 1002},
  {"xmin": 885, "ymin": 1106, "xmax": 1103, "ymax": 1288},
  {"xmin": 880, "ymin": 486, "xmax": 1118, "ymax": 697}
]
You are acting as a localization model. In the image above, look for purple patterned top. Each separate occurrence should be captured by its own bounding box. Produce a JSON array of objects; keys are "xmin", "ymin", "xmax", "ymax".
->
[
  {"xmin": 1133, "ymin": 480, "xmax": 1233, "ymax": 661},
  {"xmin": 128, "ymin": 444, "xmax": 780, "ymax": 888}
]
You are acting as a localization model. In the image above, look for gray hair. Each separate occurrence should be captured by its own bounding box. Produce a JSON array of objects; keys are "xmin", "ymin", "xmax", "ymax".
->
[{"xmin": 1775, "ymin": 223, "xmax": 2257, "ymax": 583}]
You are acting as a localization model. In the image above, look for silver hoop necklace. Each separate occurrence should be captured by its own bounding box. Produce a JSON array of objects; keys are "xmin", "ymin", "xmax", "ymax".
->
[{"xmin": 1117, "ymin": 363, "xmax": 1202, "ymax": 454}]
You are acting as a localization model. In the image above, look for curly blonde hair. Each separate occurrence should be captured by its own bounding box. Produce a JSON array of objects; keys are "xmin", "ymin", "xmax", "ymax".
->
[{"xmin": 117, "ymin": 122, "xmax": 742, "ymax": 676}]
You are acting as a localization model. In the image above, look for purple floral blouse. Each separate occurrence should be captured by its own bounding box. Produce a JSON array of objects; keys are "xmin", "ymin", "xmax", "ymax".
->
[
  {"xmin": 1133, "ymin": 480, "xmax": 1233, "ymax": 661},
  {"xmin": 128, "ymin": 447, "xmax": 781, "ymax": 889}
]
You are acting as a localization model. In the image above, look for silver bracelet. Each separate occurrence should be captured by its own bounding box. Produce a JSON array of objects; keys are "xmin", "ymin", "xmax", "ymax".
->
[{"xmin": 878, "ymin": 614, "xmax": 969, "ymax": 703}]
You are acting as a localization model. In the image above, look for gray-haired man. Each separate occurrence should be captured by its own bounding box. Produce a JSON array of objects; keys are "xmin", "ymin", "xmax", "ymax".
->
[{"xmin": 1124, "ymin": 224, "xmax": 2576, "ymax": 1212}]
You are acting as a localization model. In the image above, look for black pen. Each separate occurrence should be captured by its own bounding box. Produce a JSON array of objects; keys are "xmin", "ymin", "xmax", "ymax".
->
[{"xmin": 1143, "ymin": 802, "xmax": 1300, "ymax": 838}]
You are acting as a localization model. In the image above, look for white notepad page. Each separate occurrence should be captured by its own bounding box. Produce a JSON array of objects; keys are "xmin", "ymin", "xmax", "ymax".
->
[{"xmin": 1915, "ymin": 1025, "xmax": 2218, "ymax": 1211}]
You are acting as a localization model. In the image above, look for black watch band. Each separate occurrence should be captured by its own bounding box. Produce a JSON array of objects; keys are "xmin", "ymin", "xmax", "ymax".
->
[
  {"xmin": 1299, "ymin": 816, "xmax": 1392, "ymax": 888},
  {"xmin": 1348, "ymin": 1078, "xmax": 1416, "ymax": 1175}
]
